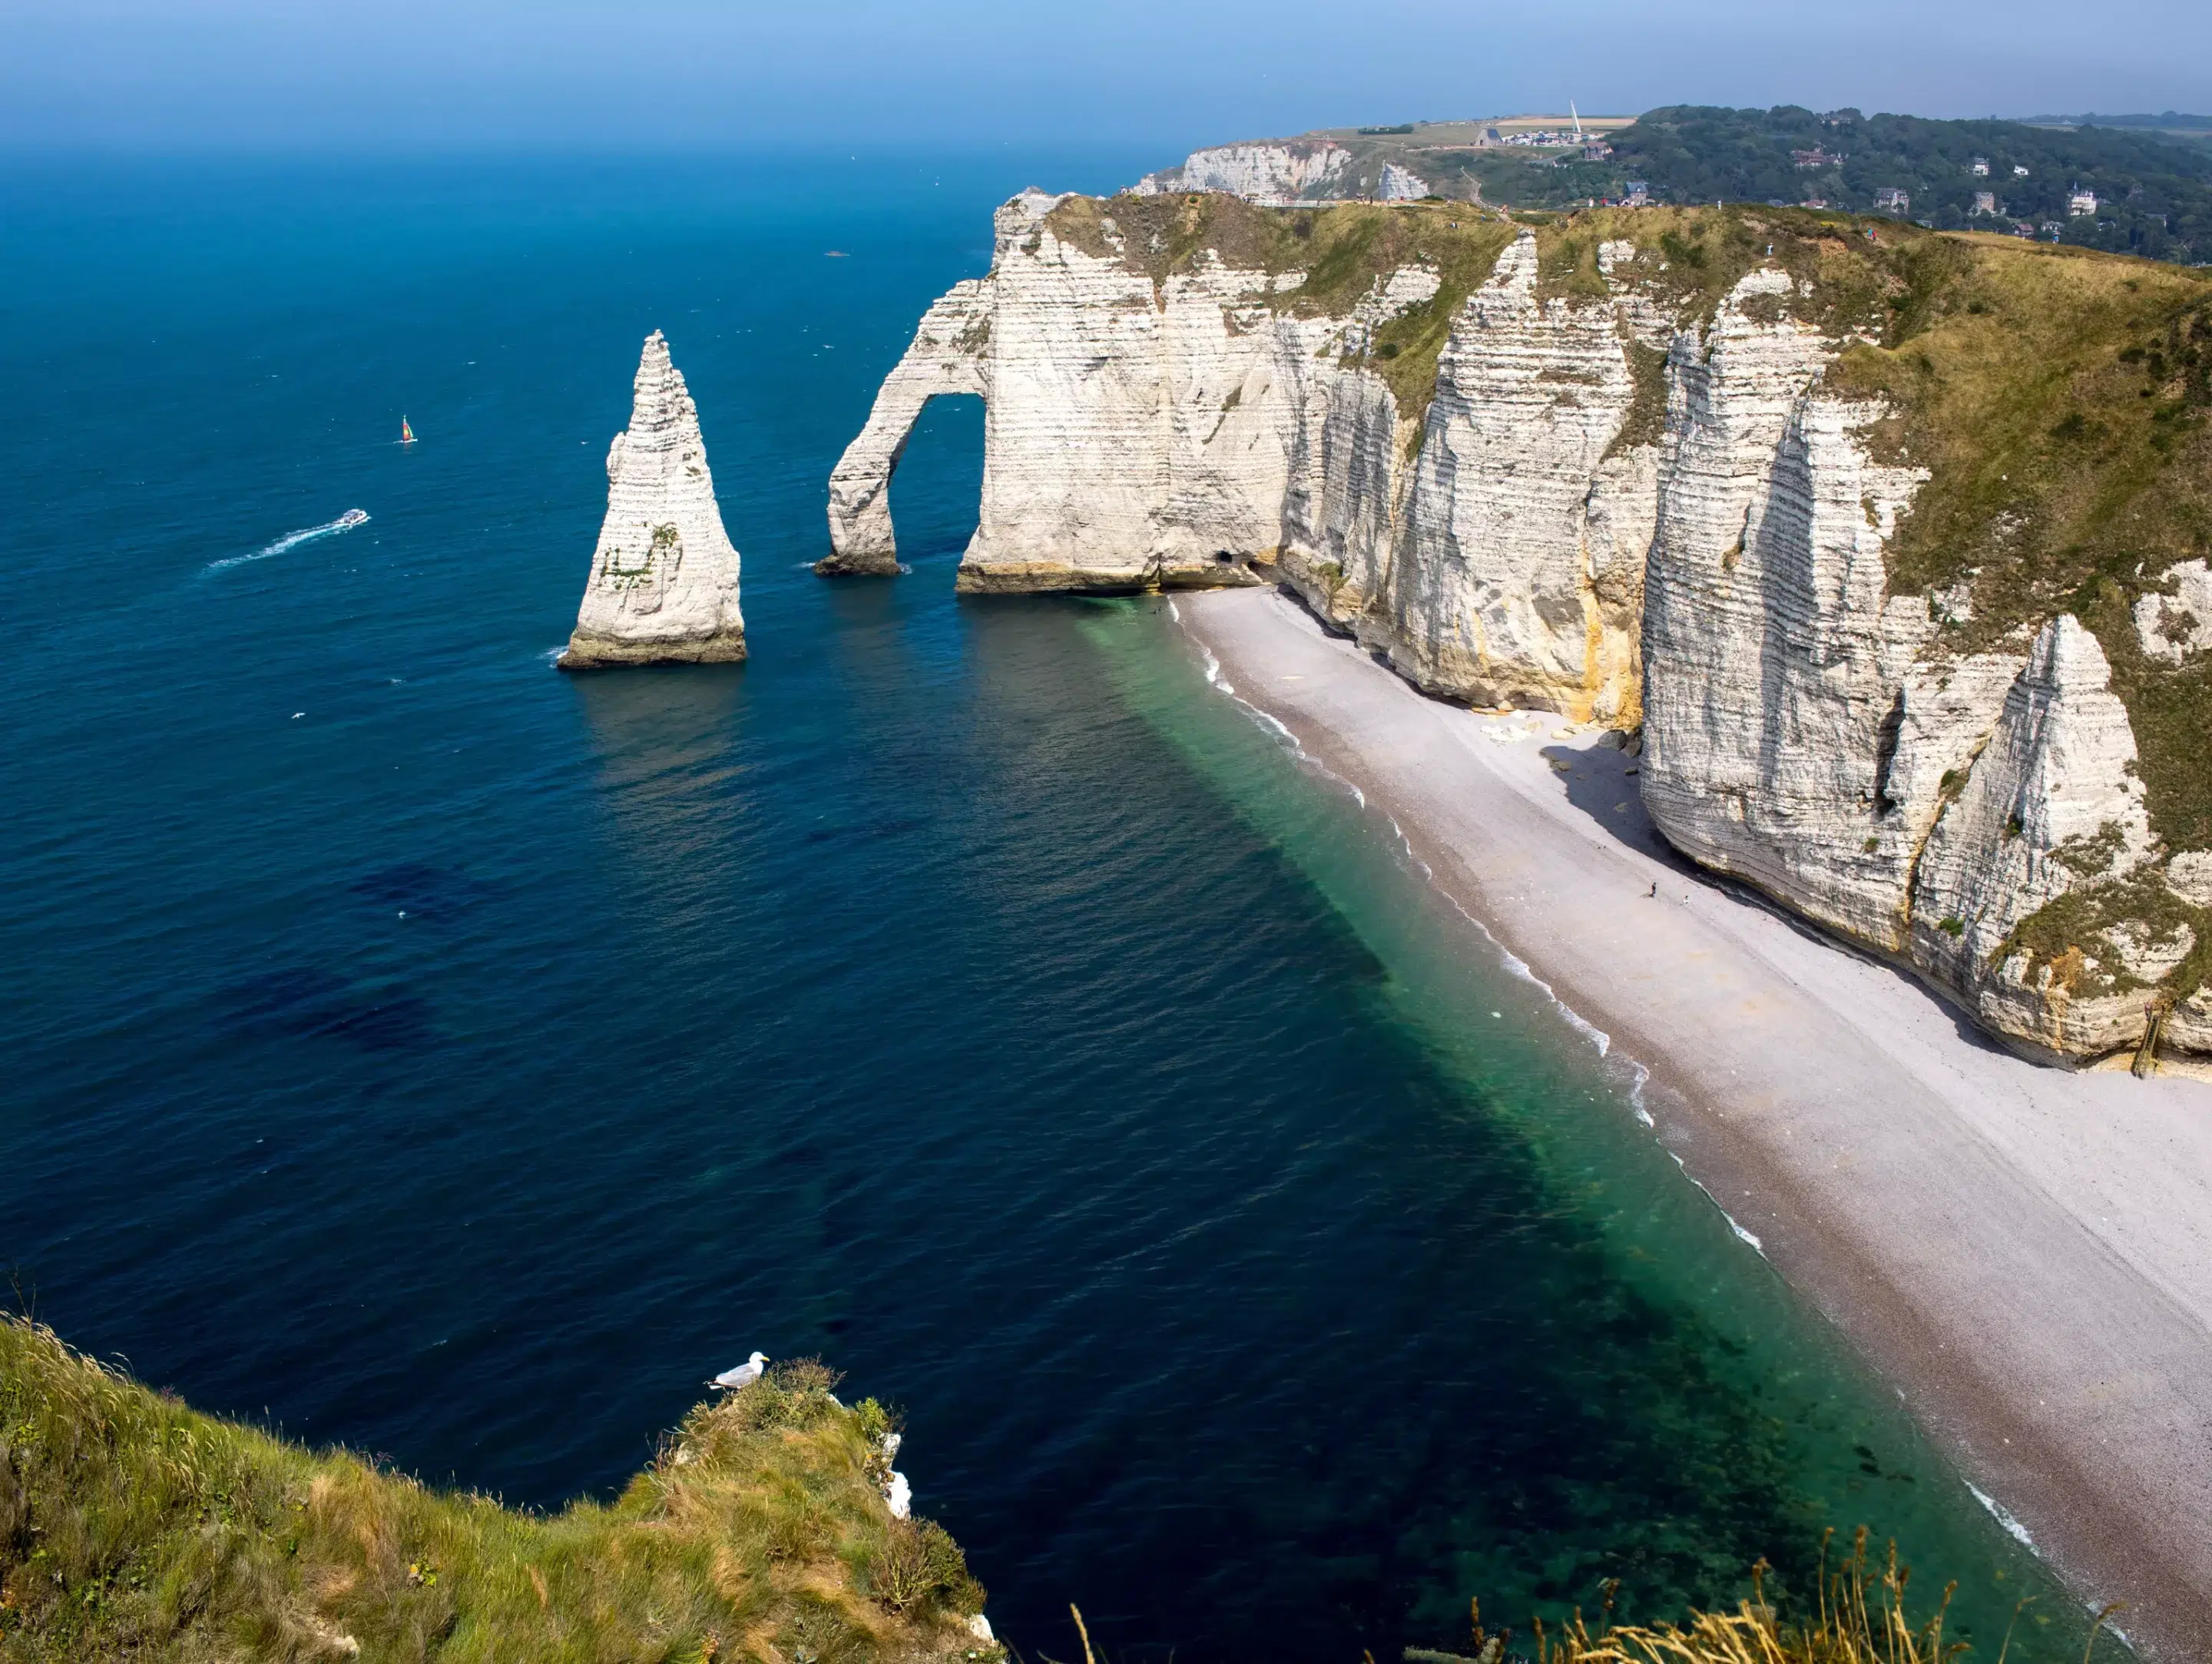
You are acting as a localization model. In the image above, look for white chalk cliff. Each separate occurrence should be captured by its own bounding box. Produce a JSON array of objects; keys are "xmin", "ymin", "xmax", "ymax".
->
[
  {"xmin": 1134, "ymin": 142, "xmax": 1353, "ymax": 205},
  {"xmin": 560, "ymin": 331, "xmax": 746, "ymax": 669},
  {"xmin": 834, "ymin": 193, "xmax": 2211, "ymax": 1065},
  {"xmin": 1133, "ymin": 141, "xmax": 1450, "ymax": 206},
  {"xmin": 1376, "ymin": 163, "xmax": 1432, "ymax": 201}
]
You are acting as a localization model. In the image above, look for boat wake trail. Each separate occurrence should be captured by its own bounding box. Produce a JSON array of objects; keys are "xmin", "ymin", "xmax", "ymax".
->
[{"xmin": 207, "ymin": 509, "xmax": 369, "ymax": 572}]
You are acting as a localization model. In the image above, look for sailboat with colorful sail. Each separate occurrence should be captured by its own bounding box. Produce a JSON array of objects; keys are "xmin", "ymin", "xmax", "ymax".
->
[{"xmin": 399, "ymin": 416, "xmax": 416, "ymax": 446}]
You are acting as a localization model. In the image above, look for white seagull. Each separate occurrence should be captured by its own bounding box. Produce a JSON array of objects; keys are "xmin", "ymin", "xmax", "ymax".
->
[{"xmin": 708, "ymin": 1351, "xmax": 767, "ymax": 1390}]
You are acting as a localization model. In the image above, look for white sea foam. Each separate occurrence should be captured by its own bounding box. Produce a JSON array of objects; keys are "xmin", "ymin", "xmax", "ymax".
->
[
  {"xmin": 1173, "ymin": 602, "xmax": 1672, "ymax": 1192},
  {"xmin": 1668, "ymin": 1154, "xmax": 1768, "ymax": 1257},
  {"xmin": 207, "ymin": 512, "xmax": 368, "ymax": 572},
  {"xmin": 1966, "ymin": 1483, "xmax": 2038, "ymax": 1551},
  {"xmin": 1183, "ymin": 603, "xmax": 1629, "ymax": 1067}
]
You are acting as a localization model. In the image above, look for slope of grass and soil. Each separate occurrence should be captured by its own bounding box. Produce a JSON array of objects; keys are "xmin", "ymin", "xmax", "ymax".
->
[
  {"xmin": 1042, "ymin": 192, "xmax": 1513, "ymax": 420},
  {"xmin": 0, "ymin": 1316, "xmax": 988, "ymax": 1664}
]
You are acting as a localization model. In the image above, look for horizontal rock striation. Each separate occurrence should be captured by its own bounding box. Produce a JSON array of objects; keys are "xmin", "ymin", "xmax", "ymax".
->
[
  {"xmin": 828, "ymin": 191, "xmax": 1349, "ymax": 595},
  {"xmin": 837, "ymin": 194, "xmax": 2212, "ymax": 1064},
  {"xmin": 828, "ymin": 199, "xmax": 1657, "ymax": 714},
  {"xmin": 561, "ymin": 331, "xmax": 746, "ymax": 669},
  {"xmin": 821, "ymin": 283, "xmax": 992, "ymax": 576}
]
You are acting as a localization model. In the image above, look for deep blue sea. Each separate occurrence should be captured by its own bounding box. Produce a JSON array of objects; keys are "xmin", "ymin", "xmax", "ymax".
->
[{"xmin": 0, "ymin": 152, "xmax": 2112, "ymax": 1662}]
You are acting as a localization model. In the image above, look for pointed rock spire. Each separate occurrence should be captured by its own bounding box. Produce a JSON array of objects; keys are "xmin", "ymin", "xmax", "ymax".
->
[{"xmin": 558, "ymin": 331, "xmax": 746, "ymax": 669}]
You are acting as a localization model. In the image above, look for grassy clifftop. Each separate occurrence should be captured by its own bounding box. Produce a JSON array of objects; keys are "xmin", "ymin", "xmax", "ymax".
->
[
  {"xmin": 0, "ymin": 1317, "xmax": 988, "ymax": 1664},
  {"xmin": 1041, "ymin": 192, "xmax": 1513, "ymax": 421},
  {"xmin": 1157, "ymin": 106, "xmax": 2212, "ymax": 262}
]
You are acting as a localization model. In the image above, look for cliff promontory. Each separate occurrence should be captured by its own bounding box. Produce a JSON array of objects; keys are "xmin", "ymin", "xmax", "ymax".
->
[
  {"xmin": 836, "ymin": 190, "xmax": 2212, "ymax": 1067},
  {"xmin": 0, "ymin": 1315, "xmax": 988, "ymax": 1663},
  {"xmin": 560, "ymin": 330, "xmax": 747, "ymax": 669}
]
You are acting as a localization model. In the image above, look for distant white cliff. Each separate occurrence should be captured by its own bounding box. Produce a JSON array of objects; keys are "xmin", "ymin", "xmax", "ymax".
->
[
  {"xmin": 1134, "ymin": 142, "xmax": 1353, "ymax": 204},
  {"xmin": 559, "ymin": 331, "xmax": 747, "ymax": 669},
  {"xmin": 1376, "ymin": 162, "xmax": 1432, "ymax": 201}
]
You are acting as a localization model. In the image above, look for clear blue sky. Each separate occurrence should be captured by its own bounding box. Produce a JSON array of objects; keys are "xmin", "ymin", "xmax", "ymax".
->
[{"xmin": 5, "ymin": 0, "xmax": 2209, "ymax": 153}]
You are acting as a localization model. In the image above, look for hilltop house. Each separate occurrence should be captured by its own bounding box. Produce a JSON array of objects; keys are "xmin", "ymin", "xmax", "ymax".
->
[
  {"xmin": 1622, "ymin": 181, "xmax": 1651, "ymax": 207},
  {"xmin": 1790, "ymin": 146, "xmax": 1843, "ymax": 170},
  {"xmin": 1972, "ymin": 157, "xmax": 1990, "ymax": 176},
  {"xmin": 1876, "ymin": 187, "xmax": 1910, "ymax": 213},
  {"xmin": 1972, "ymin": 191, "xmax": 1999, "ymax": 216},
  {"xmin": 2070, "ymin": 185, "xmax": 2099, "ymax": 216}
]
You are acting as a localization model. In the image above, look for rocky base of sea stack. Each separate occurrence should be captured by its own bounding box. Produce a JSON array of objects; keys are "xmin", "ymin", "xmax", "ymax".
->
[
  {"xmin": 813, "ymin": 550, "xmax": 902, "ymax": 577},
  {"xmin": 556, "ymin": 629, "xmax": 748, "ymax": 670}
]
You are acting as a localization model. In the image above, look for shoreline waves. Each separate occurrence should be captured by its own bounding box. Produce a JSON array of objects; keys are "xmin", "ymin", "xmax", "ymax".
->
[{"xmin": 1174, "ymin": 584, "xmax": 2212, "ymax": 1663}]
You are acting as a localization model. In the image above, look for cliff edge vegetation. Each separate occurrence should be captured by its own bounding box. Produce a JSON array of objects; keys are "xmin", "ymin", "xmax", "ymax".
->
[
  {"xmin": 1040, "ymin": 191, "xmax": 1515, "ymax": 423},
  {"xmin": 1442, "ymin": 1538, "xmax": 2085, "ymax": 1664},
  {"xmin": 0, "ymin": 1316, "xmax": 988, "ymax": 1664}
]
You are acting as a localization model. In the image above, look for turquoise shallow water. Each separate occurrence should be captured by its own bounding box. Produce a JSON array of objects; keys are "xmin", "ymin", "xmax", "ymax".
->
[{"xmin": 0, "ymin": 152, "xmax": 2111, "ymax": 1661}]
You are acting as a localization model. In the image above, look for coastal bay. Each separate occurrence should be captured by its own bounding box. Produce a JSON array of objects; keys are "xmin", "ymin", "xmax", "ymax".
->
[
  {"xmin": 1176, "ymin": 583, "xmax": 2212, "ymax": 1662},
  {"xmin": 0, "ymin": 154, "xmax": 2146, "ymax": 1663}
]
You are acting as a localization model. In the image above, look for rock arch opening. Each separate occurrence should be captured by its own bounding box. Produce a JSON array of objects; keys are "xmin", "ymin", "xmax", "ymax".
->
[
  {"xmin": 819, "ymin": 278, "xmax": 993, "ymax": 577},
  {"xmin": 819, "ymin": 390, "xmax": 984, "ymax": 577}
]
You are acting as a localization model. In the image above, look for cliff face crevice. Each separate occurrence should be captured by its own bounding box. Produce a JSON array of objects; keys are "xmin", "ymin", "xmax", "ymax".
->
[
  {"xmin": 1640, "ymin": 270, "xmax": 1951, "ymax": 949},
  {"xmin": 1377, "ymin": 234, "xmax": 1656, "ymax": 721},
  {"xmin": 837, "ymin": 196, "xmax": 2212, "ymax": 1064}
]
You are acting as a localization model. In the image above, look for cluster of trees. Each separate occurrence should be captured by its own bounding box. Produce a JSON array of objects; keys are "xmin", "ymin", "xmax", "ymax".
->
[{"xmin": 1599, "ymin": 106, "xmax": 2212, "ymax": 264}]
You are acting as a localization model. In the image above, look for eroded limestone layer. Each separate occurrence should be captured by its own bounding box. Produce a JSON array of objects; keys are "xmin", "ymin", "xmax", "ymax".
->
[
  {"xmin": 560, "ymin": 332, "xmax": 746, "ymax": 670},
  {"xmin": 835, "ymin": 194, "xmax": 2210, "ymax": 1063},
  {"xmin": 1134, "ymin": 143, "xmax": 1353, "ymax": 205},
  {"xmin": 828, "ymin": 191, "xmax": 1331, "ymax": 594},
  {"xmin": 1634, "ymin": 280, "xmax": 2197, "ymax": 1065},
  {"xmin": 827, "ymin": 210, "xmax": 1659, "ymax": 717},
  {"xmin": 1374, "ymin": 236, "xmax": 1657, "ymax": 722}
]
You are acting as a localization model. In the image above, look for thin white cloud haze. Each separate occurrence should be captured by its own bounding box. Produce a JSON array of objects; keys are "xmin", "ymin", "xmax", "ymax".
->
[{"xmin": 4, "ymin": 0, "xmax": 2209, "ymax": 150}]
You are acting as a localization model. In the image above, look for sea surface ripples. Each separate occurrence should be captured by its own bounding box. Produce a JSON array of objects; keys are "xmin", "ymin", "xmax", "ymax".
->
[{"xmin": 0, "ymin": 153, "xmax": 2101, "ymax": 1663}]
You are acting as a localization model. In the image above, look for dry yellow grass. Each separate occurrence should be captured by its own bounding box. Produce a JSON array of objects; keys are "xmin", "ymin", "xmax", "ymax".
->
[{"xmin": 1525, "ymin": 1533, "xmax": 2120, "ymax": 1664}]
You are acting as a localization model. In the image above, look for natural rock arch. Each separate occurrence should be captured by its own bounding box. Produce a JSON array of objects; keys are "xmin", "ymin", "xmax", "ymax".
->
[{"xmin": 818, "ymin": 281, "xmax": 992, "ymax": 575}]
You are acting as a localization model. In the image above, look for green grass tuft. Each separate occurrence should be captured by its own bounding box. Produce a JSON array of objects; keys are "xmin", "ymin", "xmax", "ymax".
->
[{"xmin": 0, "ymin": 1316, "xmax": 989, "ymax": 1664}]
